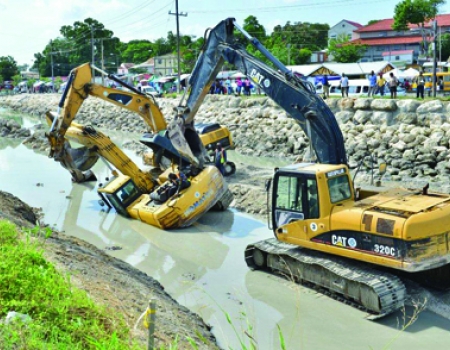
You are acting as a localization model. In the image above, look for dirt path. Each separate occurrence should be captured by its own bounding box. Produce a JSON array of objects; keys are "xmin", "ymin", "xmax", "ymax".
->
[{"xmin": 0, "ymin": 191, "xmax": 220, "ymax": 349}]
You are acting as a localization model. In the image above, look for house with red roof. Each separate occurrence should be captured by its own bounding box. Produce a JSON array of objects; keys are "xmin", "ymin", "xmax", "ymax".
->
[
  {"xmin": 350, "ymin": 14, "xmax": 450, "ymax": 65},
  {"xmin": 328, "ymin": 20, "xmax": 363, "ymax": 43}
]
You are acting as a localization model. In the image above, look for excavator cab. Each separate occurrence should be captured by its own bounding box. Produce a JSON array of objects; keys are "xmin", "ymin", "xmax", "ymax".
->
[
  {"xmin": 271, "ymin": 167, "xmax": 320, "ymax": 227},
  {"xmin": 98, "ymin": 176, "xmax": 142, "ymax": 217}
]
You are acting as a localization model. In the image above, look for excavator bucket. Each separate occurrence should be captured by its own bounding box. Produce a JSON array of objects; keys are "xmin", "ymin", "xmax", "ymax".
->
[
  {"xmin": 167, "ymin": 117, "xmax": 200, "ymax": 166},
  {"xmin": 59, "ymin": 141, "xmax": 99, "ymax": 182}
]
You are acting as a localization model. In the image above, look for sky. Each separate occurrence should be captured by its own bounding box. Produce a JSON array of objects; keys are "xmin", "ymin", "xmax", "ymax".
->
[{"xmin": 3, "ymin": 0, "xmax": 450, "ymax": 66}]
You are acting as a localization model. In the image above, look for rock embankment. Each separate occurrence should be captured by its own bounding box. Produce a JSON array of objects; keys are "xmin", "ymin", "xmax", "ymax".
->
[{"xmin": 2, "ymin": 94, "xmax": 450, "ymax": 190}]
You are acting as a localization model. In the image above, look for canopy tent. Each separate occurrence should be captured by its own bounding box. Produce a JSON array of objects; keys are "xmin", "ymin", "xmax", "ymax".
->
[
  {"xmin": 33, "ymin": 81, "xmax": 46, "ymax": 88},
  {"xmin": 179, "ymin": 73, "xmax": 191, "ymax": 81},
  {"xmin": 398, "ymin": 67, "xmax": 419, "ymax": 78},
  {"xmin": 156, "ymin": 76, "xmax": 176, "ymax": 83},
  {"xmin": 287, "ymin": 64, "xmax": 322, "ymax": 76},
  {"xmin": 217, "ymin": 70, "xmax": 237, "ymax": 79},
  {"xmin": 230, "ymin": 72, "xmax": 246, "ymax": 79}
]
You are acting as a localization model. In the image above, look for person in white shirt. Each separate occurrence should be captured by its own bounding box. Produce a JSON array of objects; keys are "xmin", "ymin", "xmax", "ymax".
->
[{"xmin": 340, "ymin": 73, "xmax": 349, "ymax": 97}]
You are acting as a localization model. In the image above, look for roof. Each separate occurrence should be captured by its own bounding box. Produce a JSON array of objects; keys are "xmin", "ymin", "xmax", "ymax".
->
[
  {"xmin": 321, "ymin": 61, "xmax": 395, "ymax": 76},
  {"xmin": 286, "ymin": 64, "xmax": 323, "ymax": 76},
  {"xmin": 356, "ymin": 14, "xmax": 450, "ymax": 33},
  {"xmin": 382, "ymin": 50, "xmax": 414, "ymax": 56},
  {"xmin": 350, "ymin": 36, "xmax": 423, "ymax": 46},
  {"xmin": 121, "ymin": 63, "xmax": 135, "ymax": 69},
  {"xmin": 133, "ymin": 57, "xmax": 155, "ymax": 69},
  {"xmin": 344, "ymin": 20, "xmax": 363, "ymax": 29}
]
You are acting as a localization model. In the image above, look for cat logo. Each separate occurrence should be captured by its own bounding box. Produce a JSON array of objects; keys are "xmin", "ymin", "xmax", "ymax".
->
[{"xmin": 332, "ymin": 235, "xmax": 347, "ymax": 247}]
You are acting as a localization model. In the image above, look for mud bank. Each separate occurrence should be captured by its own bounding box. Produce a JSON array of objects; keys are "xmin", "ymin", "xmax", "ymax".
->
[{"xmin": 0, "ymin": 190, "xmax": 220, "ymax": 349}]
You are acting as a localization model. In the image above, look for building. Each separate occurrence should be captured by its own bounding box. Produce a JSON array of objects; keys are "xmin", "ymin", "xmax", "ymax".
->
[
  {"xmin": 118, "ymin": 63, "xmax": 135, "ymax": 75},
  {"xmin": 154, "ymin": 54, "xmax": 177, "ymax": 76},
  {"xmin": 328, "ymin": 20, "xmax": 363, "ymax": 43},
  {"xmin": 132, "ymin": 58, "xmax": 155, "ymax": 74},
  {"xmin": 350, "ymin": 14, "xmax": 450, "ymax": 66}
]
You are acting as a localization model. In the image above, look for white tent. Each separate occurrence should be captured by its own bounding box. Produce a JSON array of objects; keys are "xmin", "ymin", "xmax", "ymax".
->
[
  {"xmin": 398, "ymin": 67, "xmax": 419, "ymax": 78},
  {"xmin": 230, "ymin": 72, "xmax": 246, "ymax": 79}
]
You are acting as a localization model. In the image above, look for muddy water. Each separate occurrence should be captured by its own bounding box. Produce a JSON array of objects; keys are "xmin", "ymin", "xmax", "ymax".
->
[{"xmin": 2, "ymin": 113, "xmax": 450, "ymax": 349}]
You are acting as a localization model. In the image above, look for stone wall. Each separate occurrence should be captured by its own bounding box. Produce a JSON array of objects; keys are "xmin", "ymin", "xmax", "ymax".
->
[{"xmin": 1, "ymin": 94, "xmax": 450, "ymax": 185}]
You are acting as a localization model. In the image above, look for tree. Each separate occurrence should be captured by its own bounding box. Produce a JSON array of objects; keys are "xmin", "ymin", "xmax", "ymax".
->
[
  {"xmin": 121, "ymin": 40, "xmax": 154, "ymax": 63},
  {"xmin": 439, "ymin": 33, "xmax": 450, "ymax": 60},
  {"xmin": 180, "ymin": 37, "xmax": 204, "ymax": 73},
  {"xmin": 367, "ymin": 19, "xmax": 380, "ymax": 25},
  {"xmin": 243, "ymin": 15, "xmax": 267, "ymax": 43},
  {"xmin": 11, "ymin": 74, "xmax": 22, "ymax": 87},
  {"xmin": 327, "ymin": 34, "xmax": 367, "ymax": 63},
  {"xmin": 0, "ymin": 56, "xmax": 19, "ymax": 81},
  {"xmin": 28, "ymin": 18, "xmax": 122, "ymax": 78},
  {"xmin": 393, "ymin": 0, "xmax": 446, "ymax": 52}
]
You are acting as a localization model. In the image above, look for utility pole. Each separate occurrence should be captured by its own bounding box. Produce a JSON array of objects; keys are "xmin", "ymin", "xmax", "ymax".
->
[
  {"xmin": 90, "ymin": 25, "xmax": 96, "ymax": 81},
  {"xmin": 169, "ymin": 0, "xmax": 187, "ymax": 94},
  {"xmin": 287, "ymin": 44, "xmax": 291, "ymax": 65},
  {"xmin": 50, "ymin": 40, "xmax": 54, "ymax": 92},
  {"xmin": 433, "ymin": 19, "xmax": 438, "ymax": 98},
  {"xmin": 101, "ymin": 39, "xmax": 105, "ymax": 86}
]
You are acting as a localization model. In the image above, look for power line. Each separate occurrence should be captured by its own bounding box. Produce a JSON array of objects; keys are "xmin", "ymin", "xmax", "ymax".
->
[{"xmin": 187, "ymin": 0, "xmax": 392, "ymax": 14}]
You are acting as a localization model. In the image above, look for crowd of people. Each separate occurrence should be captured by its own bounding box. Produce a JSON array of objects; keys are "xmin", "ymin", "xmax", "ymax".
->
[
  {"xmin": 320, "ymin": 69, "xmax": 441, "ymax": 100},
  {"xmin": 209, "ymin": 77, "xmax": 256, "ymax": 96}
]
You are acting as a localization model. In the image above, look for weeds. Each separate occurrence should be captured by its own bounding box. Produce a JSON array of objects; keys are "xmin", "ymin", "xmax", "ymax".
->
[{"xmin": 0, "ymin": 220, "xmax": 140, "ymax": 349}]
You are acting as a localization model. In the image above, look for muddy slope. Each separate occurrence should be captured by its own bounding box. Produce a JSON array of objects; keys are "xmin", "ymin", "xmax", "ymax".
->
[{"xmin": 0, "ymin": 190, "xmax": 220, "ymax": 349}]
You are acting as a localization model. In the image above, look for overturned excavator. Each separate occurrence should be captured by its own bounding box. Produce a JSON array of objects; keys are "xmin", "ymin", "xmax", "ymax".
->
[
  {"xmin": 180, "ymin": 18, "xmax": 450, "ymax": 318},
  {"xmin": 45, "ymin": 63, "xmax": 233, "ymax": 229}
]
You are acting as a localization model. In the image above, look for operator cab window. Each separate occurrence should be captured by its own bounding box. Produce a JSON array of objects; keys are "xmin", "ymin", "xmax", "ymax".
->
[
  {"xmin": 274, "ymin": 174, "xmax": 319, "ymax": 227},
  {"xmin": 116, "ymin": 181, "xmax": 140, "ymax": 205},
  {"xmin": 328, "ymin": 175, "xmax": 351, "ymax": 203}
]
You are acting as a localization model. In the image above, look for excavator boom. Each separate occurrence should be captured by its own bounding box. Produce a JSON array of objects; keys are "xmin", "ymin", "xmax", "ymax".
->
[{"xmin": 172, "ymin": 18, "xmax": 346, "ymax": 166}]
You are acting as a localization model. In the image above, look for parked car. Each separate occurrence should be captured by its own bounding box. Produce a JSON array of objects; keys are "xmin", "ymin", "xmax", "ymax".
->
[{"xmin": 141, "ymin": 85, "xmax": 162, "ymax": 97}]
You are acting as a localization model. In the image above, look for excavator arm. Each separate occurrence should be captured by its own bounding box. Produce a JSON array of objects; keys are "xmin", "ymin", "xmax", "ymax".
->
[
  {"xmin": 173, "ymin": 18, "xmax": 347, "ymax": 166},
  {"xmin": 45, "ymin": 111, "xmax": 155, "ymax": 192},
  {"xmin": 46, "ymin": 63, "xmax": 167, "ymax": 169}
]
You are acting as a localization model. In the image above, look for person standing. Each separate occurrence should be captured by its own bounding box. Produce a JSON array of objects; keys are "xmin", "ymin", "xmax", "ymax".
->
[
  {"xmin": 236, "ymin": 77, "xmax": 243, "ymax": 95},
  {"xmin": 416, "ymin": 72, "xmax": 425, "ymax": 99},
  {"xmin": 340, "ymin": 73, "xmax": 349, "ymax": 98},
  {"xmin": 323, "ymin": 75, "xmax": 330, "ymax": 99},
  {"xmin": 243, "ymin": 78, "xmax": 251, "ymax": 96},
  {"xmin": 368, "ymin": 70, "xmax": 377, "ymax": 97},
  {"xmin": 225, "ymin": 77, "xmax": 232, "ymax": 95},
  {"xmin": 377, "ymin": 73, "xmax": 386, "ymax": 96},
  {"xmin": 388, "ymin": 72, "xmax": 398, "ymax": 99},
  {"xmin": 215, "ymin": 142, "xmax": 227, "ymax": 176}
]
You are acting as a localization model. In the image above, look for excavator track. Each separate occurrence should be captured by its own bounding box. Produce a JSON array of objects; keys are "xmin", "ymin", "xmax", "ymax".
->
[{"xmin": 245, "ymin": 238, "xmax": 406, "ymax": 319}]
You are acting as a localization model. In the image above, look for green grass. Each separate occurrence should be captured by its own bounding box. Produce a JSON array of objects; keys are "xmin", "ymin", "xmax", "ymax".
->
[{"xmin": 0, "ymin": 220, "xmax": 140, "ymax": 349}]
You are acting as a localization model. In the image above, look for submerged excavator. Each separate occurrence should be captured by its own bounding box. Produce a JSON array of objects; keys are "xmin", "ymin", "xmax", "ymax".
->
[
  {"xmin": 45, "ymin": 63, "xmax": 234, "ymax": 229},
  {"xmin": 187, "ymin": 18, "xmax": 450, "ymax": 318}
]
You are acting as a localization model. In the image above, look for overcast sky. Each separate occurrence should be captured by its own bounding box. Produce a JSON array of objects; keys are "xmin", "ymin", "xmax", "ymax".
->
[{"xmin": 2, "ymin": 0, "xmax": 450, "ymax": 66}]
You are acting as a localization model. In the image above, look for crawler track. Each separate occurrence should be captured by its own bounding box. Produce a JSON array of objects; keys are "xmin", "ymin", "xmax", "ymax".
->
[{"xmin": 245, "ymin": 238, "xmax": 406, "ymax": 319}]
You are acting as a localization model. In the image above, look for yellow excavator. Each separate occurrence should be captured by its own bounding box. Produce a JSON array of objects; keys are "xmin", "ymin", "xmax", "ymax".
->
[
  {"xmin": 45, "ymin": 63, "xmax": 233, "ymax": 229},
  {"xmin": 192, "ymin": 18, "xmax": 450, "ymax": 318}
]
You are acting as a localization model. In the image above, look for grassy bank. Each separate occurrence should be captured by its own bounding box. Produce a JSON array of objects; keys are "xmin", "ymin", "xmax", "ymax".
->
[{"xmin": 0, "ymin": 220, "xmax": 140, "ymax": 349}]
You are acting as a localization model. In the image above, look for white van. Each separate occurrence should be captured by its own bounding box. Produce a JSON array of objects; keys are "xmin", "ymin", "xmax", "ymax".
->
[{"xmin": 329, "ymin": 79, "xmax": 370, "ymax": 97}]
